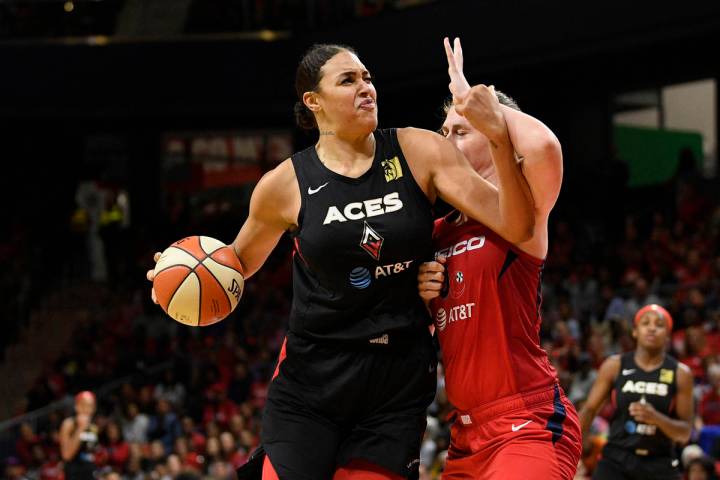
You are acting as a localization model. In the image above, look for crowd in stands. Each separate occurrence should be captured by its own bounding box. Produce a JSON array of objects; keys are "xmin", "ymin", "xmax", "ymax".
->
[{"xmin": 4, "ymin": 164, "xmax": 720, "ymax": 479}]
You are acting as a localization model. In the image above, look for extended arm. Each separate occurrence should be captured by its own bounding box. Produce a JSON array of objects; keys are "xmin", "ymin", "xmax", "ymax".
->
[{"xmin": 231, "ymin": 160, "xmax": 298, "ymax": 279}]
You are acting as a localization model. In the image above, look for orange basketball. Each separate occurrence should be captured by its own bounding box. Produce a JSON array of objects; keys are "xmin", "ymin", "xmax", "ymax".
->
[{"xmin": 153, "ymin": 236, "xmax": 244, "ymax": 326}]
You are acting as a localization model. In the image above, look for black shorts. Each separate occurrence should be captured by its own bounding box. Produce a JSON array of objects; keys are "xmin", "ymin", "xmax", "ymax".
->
[
  {"xmin": 593, "ymin": 445, "xmax": 680, "ymax": 480},
  {"xmin": 261, "ymin": 328, "xmax": 437, "ymax": 479}
]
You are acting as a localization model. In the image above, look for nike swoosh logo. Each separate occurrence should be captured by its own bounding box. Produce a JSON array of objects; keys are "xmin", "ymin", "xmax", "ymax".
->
[
  {"xmin": 622, "ymin": 369, "xmax": 636, "ymax": 375},
  {"xmin": 308, "ymin": 182, "xmax": 329, "ymax": 195},
  {"xmin": 511, "ymin": 420, "xmax": 532, "ymax": 432}
]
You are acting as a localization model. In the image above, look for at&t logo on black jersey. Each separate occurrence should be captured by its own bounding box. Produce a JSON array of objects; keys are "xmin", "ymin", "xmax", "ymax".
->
[
  {"xmin": 349, "ymin": 267, "xmax": 372, "ymax": 289},
  {"xmin": 625, "ymin": 420, "xmax": 657, "ymax": 436},
  {"xmin": 323, "ymin": 192, "xmax": 404, "ymax": 225},
  {"xmin": 349, "ymin": 261, "xmax": 414, "ymax": 289}
]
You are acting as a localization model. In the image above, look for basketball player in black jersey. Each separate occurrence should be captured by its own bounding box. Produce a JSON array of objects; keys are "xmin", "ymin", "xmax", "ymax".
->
[
  {"xmin": 579, "ymin": 305, "xmax": 693, "ymax": 480},
  {"xmin": 150, "ymin": 42, "xmax": 534, "ymax": 479},
  {"xmin": 59, "ymin": 391, "xmax": 100, "ymax": 480}
]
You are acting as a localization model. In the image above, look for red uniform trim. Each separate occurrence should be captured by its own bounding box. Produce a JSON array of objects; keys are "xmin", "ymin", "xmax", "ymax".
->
[
  {"xmin": 333, "ymin": 459, "xmax": 404, "ymax": 480},
  {"xmin": 262, "ymin": 456, "xmax": 279, "ymax": 480},
  {"xmin": 271, "ymin": 338, "xmax": 288, "ymax": 381}
]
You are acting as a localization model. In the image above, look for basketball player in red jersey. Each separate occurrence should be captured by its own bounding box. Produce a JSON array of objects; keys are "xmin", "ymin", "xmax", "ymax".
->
[{"xmin": 417, "ymin": 38, "xmax": 581, "ymax": 479}]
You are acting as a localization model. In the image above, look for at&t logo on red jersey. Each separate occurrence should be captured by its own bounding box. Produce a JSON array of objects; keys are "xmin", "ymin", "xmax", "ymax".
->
[{"xmin": 435, "ymin": 303, "xmax": 476, "ymax": 331}]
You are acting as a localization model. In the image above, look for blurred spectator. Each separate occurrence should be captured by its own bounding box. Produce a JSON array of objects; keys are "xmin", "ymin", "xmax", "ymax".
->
[
  {"xmin": 165, "ymin": 454, "xmax": 183, "ymax": 479},
  {"xmin": 219, "ymin": 431, "xmax": 245, "ymax": 469},
  {"xmin": 181, "ymin": 416, "xmax": 207, "ymax": 453},
  {"xmin": 228, "ymin": 362, "xmax": 252, "ymax": 405},
  {"xmin": 4, "ymin": 457, "xmax": 26, "ymax": 480},
  {"xmin": 624, "ymin": 277, "xmax": 662, "ymax": 318},
  {"xmin": 700, "ymin": 363, "xmax": 720, "ymax": 426},
  {"xmin": 155, "ymin": 369, "xmax": 186, "ymax": 407},
  {"xmin": 202, "ymin": 386, "xmax": 239, "ymax": 428},
  {"xmin": 147, "ymin": 399, "xmax": 181, "ymax": 453},
  {"xmin": 15, "ymin": 422, "xmax": 39, "ymax": 466},
  {"xmin": 568, "ymin": 353, "xmax": 597, "ymax": 404},
  {"xmin": 686, "ymin": 456, "xmax": 718, "ymax": 480},
  {"xmin": 122, "ymin": 403, "xmax": 149, "ymax": 444},
  {"xmin": 99, "ymin": 421, "xmax": 129, "ymax": 472}
]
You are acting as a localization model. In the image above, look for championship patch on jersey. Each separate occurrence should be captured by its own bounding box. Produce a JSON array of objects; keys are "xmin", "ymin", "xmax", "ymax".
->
[
  {"xmin": 381, "ymin": 156, "xmax": 403, "ymax": 182},
  {"xmin": 659, "ymin": 369, "xmax": 674, "ymax": 384}
]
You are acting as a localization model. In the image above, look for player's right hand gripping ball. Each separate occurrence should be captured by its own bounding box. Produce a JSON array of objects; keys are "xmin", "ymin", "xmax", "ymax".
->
[{"xmin": 153, "ymin": 236, "xmax": 244, "ymax": 326}]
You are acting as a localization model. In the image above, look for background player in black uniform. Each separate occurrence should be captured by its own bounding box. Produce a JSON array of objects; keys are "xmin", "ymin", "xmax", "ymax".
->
[
  {"xmin": 579, "ymin": 305, "xmax": 693, "ymax": 479},
  {"xmin": 59, "ymin": 391, "xmax": 100, "ymax": 480},
  {"xmin": 150, "ymin": 43, "xmax": 534, "ymax": 479}
]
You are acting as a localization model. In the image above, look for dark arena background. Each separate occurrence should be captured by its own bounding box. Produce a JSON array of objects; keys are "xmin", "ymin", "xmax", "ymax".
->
[{"xmin": 1, "ymin": 1, "xmax": 720, "ymax": 479}]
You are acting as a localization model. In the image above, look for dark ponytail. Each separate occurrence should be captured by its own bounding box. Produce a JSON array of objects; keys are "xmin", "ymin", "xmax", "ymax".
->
[
  {"xmin": 294, "ymin": 101, "xmax": 317, "ymax": 130},
  {"xmin": 294, "ymin": 43, "xmax": 357, "ymax": 130}
]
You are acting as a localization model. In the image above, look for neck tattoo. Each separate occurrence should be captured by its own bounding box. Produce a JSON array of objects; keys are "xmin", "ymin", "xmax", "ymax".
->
[{"xmin": 319, "ymin": 130, "xmax": 335, "ymax": 136}]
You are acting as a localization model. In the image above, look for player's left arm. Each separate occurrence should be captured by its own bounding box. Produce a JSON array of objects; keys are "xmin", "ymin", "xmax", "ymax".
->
[
  {"xmin": 628, "ymin": 364, "xmax": 693, "ymax": 444},
  {"xmin": 501, "ymin": 106, "xmax": 563, "ymax": 218}
]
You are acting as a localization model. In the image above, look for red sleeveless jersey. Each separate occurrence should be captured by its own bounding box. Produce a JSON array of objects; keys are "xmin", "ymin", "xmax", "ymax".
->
[{"xmin": 429, "ymin": 215, "xmax": 558, "ymax": 410}]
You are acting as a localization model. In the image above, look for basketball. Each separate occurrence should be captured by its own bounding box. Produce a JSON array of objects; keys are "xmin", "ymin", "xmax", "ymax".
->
[{"xmin": 152, "ymin": 236, "xmax": 244, "ymax": 326}]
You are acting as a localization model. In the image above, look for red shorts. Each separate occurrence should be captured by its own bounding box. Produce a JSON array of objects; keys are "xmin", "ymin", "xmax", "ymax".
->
[{"xmin": 443, "ymin": 384, "xmax": 581, "ymax": 480}]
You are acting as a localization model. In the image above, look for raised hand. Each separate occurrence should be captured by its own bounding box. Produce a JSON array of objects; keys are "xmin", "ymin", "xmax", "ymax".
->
[
  {"xmin": 444, "ymin": 37, "xmax": 471, "ymax": 105},
  {"xmin": 76, "ymin": 413, "xmax": 90, "ymax": 430},
  {"xmin": 455, "ymin": 84, "xmax": 509, "ymax": 148}
]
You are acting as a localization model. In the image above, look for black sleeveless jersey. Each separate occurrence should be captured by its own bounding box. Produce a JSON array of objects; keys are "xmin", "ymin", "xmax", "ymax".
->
[
  {"xmin": 289, "ymin": 128, "xmax": 434, "ymax": 343},
  {"xmin": 64, "ymin": 420, "xmax": 99, "ymax": 480},
  {"xmin": 68, "ymin": 421, "xmax": 99, "ymax": 464},
  {"xmin": 606, "ymin": 352, "xmax": 679, "ymax": 457}
]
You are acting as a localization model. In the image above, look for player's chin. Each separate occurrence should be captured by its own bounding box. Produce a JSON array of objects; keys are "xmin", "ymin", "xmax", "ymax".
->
[
  {"xmin": 356, "ymin": 110, "xmax": 378, "ymax": 127},
  {"xmin": 641, "ymin": 336, "xmax": 665, "ymax": 349}
]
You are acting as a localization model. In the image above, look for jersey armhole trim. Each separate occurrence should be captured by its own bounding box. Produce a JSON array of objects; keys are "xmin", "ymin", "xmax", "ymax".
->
[{"xmin": 288, "ymin": 154, "xmax": 305, "ymax": 238}]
